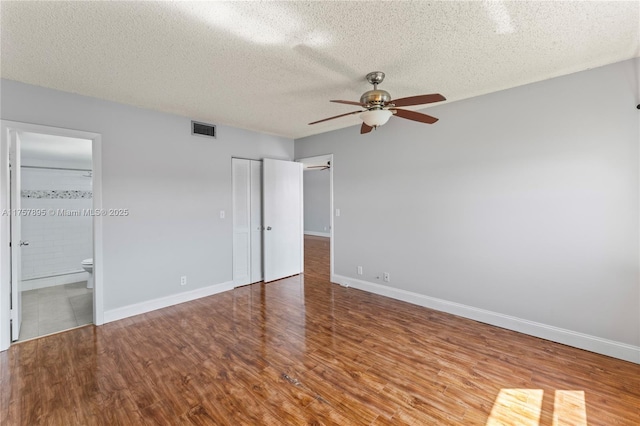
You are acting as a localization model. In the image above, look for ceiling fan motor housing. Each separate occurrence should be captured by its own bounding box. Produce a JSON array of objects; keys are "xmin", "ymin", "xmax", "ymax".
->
[{"xmin": 360, "ymin": 89, "xmax": 391, "ymax": 108}]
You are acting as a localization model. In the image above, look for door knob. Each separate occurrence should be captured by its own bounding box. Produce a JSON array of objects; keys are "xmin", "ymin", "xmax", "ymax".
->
[
  {"xmin": 266, "ymin": 226, "xmax": 272, "ymax": 230},
  {"xmin": 20, "ymin": 241, "xmax": 29, "ymax": 247}
]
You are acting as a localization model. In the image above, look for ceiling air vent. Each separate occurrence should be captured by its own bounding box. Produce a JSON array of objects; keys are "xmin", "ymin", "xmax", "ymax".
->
[{"xmin": 191, "ymin": 121, "xmax": 216, "ymax": 138}]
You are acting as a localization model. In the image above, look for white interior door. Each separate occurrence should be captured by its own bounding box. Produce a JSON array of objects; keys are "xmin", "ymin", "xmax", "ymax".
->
[
  {"xmin": 9, "ymin": 130, "xmax": 22, "ymax": 341},
  {"xmin": 250, "ymin": 160, "xmax": 263, "ymax": 283},
  {"xmin": 263, "ymin": 158, "xmax": 303, "ymax": 282},
  {"xmin": 233, "ymin": 158, "xmax": 264, "ymax": 286},
  {"xmin": 232, "ymin": 158, "xmax": 251, "ymax": 286}
]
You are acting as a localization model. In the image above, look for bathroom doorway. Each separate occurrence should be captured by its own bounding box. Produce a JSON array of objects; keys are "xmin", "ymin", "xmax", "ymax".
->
[
  {"xmin": 0, "ymin": 120, "xmax": 104, "ymax": 349},
  {"xmin": 17, "ymin": 132, "xmax": 94, "ymax": 340}
]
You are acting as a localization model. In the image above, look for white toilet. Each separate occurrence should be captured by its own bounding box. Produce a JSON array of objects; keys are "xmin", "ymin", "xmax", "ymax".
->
[{"xmin": 81, "ymin": 258, "xmax": 94, "ymax": 289}]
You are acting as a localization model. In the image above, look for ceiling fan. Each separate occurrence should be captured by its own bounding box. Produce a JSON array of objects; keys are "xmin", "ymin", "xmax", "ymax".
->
[
  {"xmin": 306, "ymin": 161, "xmax": 330, "ymax": 171},
  {"xmin": 309, "ymin": 71, "xmax": 446, "ymax": 134}
]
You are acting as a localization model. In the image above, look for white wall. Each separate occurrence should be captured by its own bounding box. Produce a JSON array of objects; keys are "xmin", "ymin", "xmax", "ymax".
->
[
  {"xmin": 21, "ymin": 167, "xmax": 93, "ymax": 288},
  {"xmin": 1, "ymin": 79, "xmax": 293, "ymax": 313},
  {"xmin": 303, "ymin": 169, "xmax": 330, "ymax": 236},
  {"xmin": 295, "ymin": 58, "xmax": 640, "ymax": 360}
]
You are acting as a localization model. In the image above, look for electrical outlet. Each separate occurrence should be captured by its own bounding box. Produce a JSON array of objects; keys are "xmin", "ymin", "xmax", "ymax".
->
[
  {"xmin": 357, "ymin": 266, "xmax": 363, "ymax": 275},
  {"xmin": 383, "ymin": 272, "xmax": 390, "ymax": 282},
  {"xmin": 180, "ymin": 276, "xmax": 187, "ymax": 286}
]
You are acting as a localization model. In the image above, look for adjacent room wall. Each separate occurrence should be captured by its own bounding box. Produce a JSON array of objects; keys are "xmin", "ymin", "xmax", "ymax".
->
[
  {"xmin": 295, "ymin": 58, "xmax": 640, "ymax": 360},
  {"xmin": 303, "ymin": 169, "xmax": 330, "ymax": 237},
  {"xmin": 20, "ymin": 167, "xmax": 92, "ymax": 289},
  {"xmin": 1, "ymin": 79, "xmax": 294, "ymax": 314}
]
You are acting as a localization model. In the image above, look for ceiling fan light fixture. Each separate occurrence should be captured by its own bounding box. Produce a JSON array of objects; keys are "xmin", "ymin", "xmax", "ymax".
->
[
  {"xmin": 360, "ymin": 109, "xmax": 392, "ymax": 127},
  {"xmin": 309, "ymin": 71, "xmax": 445, "ymax": 133}
]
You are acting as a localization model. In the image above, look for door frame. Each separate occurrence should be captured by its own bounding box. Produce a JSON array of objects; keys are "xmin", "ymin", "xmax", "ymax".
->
[
  {"xmin": 296, "ymin": 154, "xmax": 335, "ymax": 280},
  {"xmin": 0, "ymin": 120, "xmax": 104, "ymax": 350},
  {"xmin": 9, "ymin": 129, "xmax": 22, "ymax": 341}
]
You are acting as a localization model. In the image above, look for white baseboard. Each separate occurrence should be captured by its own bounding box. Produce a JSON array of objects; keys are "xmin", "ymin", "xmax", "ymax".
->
[
  {"xmin": 331, "ymin": 274, "xmax": 640, "ymax": 364},
  {"xmin": 103, "ymin": 281, "xmax": 234, "ymax": 324},
  {"xmin": 304, "ymin": 231, "xmax": 330, "ymax": 238},
  {"xmin": 22, "ymin": 271, "xmax": 89, "ymax": 291}
]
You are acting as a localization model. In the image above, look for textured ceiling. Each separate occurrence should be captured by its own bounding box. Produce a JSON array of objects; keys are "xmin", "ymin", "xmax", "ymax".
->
[{"xmin": 1, "ymin": 1, "xmax": 639, "ymax": 139}]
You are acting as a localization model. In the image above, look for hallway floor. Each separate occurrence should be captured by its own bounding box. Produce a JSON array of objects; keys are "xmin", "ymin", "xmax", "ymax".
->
[
  {"xmin": 18, "ymin": 281, "xmax": 93, "ymax": 341},
  {"xmin": 304, "ymin": 234, "xmax": 330, "ymax": 281}
]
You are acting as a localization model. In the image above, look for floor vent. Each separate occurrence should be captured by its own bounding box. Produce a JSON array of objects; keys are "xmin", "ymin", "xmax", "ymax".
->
[{"xmin": 191, "ymin": 121, "xmax": 216, "ymax": 138}]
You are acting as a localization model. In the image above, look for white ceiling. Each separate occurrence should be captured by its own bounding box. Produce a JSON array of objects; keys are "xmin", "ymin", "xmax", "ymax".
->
[{"xmin": 1, "ymin": 1, "xmax": 638, "ymax": 139}]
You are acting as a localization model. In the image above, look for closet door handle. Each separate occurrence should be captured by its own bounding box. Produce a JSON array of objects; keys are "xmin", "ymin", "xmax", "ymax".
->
[
  {"xmin": 20, "ymin": 241, "xmax": 29, "ymax": 247},
  {"xmin": 266, "ymin": 226, "xmax": 272, "ymax": 231}
]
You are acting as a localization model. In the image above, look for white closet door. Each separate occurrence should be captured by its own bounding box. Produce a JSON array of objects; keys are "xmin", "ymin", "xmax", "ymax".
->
[
  {"xmin": 232, "ymin": 159, "xmax": 251, "ymax": 286},
  {"xmin": 250, "ymin": 160, "xmax": 263, "ymax": 283},
  {"xmin": 263, "ymin": 158, "xmax": 303, "ymax": 282}
]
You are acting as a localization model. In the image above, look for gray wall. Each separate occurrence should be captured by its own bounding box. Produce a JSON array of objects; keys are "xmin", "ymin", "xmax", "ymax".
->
[
  {"xmin": 1, "ymin": 79, "xmax": 293, "ymax": 311},
  {"xmin": 304, "ymin": 169, "xmax": 330, "ymax": 235},
  {"xmin": 295, "ymin": 58, "xmax": 640, "ymax": 347}
]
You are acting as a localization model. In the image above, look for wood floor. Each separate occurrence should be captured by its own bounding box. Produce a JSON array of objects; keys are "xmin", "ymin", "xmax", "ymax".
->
[{"xmin": 1, "ymin": 235, "xmax": 638, "ymax": 425}]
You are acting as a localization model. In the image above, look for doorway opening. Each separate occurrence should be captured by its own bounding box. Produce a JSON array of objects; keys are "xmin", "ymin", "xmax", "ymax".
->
[
  {"xmin": 1, "ymin": 120, "xmax": 104, "ymax": 351},
  {"xmin": 17, "ymin": 132, "xmax": 94, "ymax": 340},
  {"xmin": 298, "ymin": 154, "xmax": 334, "ymax": 282}
]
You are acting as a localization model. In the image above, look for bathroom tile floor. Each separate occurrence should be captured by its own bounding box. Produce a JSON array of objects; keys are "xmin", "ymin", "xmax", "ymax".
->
[{"xmin": 18, "ymin": 282, "xmax": 93, "ymax": 341}]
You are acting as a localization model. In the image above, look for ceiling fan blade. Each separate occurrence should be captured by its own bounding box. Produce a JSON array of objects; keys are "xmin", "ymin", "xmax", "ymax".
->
[
  {"xmin": 361, "ymin": 123, "xmax": 373, "ymax": 134},
  {"xmin": 309, "ymin": 110, "xmax": 363, "ymax": 125},
  {"xmin": 391, "ymin": 108, "xmax": 439, "ymax": 124},
  {"xmin": 331, "ymin": 100, "xmax": 365, "ymax": 106},
  {"xmin": 389, "ymin": 94, "xmax": 446, "ymax": 108}
]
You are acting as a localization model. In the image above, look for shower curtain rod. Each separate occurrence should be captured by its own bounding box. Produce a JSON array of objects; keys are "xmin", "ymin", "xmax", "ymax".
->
[{"xmin": 21, "ymin": 165, "xmax": 92, "ymax": 172}]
